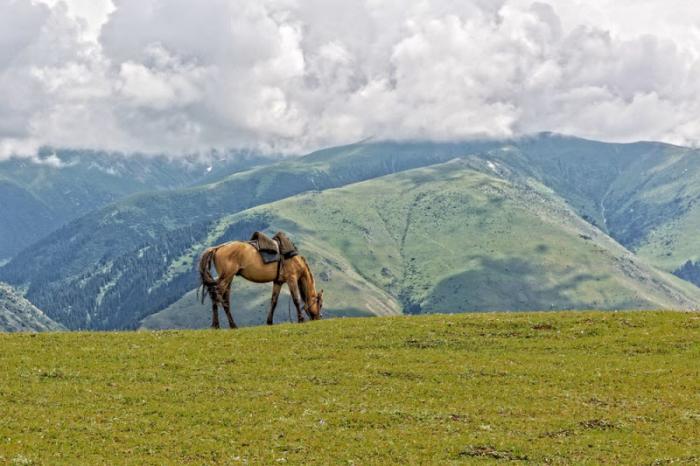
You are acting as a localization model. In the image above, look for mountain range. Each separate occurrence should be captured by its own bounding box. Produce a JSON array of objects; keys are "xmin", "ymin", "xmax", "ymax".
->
[
  {"xmin": 0, "ymin": 149, "xmax": 275, "ymax": 262},
  {"xmin": 1, "ymin": 133, "xmax": 699, "ymax": 331}
]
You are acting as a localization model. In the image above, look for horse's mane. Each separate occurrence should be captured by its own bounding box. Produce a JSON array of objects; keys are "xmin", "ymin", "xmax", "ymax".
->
[{"xmin": 297, "ymin": 256, "xmax": 315, "ymax": 303}]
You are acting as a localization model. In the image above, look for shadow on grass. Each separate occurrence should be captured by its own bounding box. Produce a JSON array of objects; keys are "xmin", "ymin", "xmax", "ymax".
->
[{"xmin": 422, "ymin": 255, "xmax": 609, "ymax": 313}]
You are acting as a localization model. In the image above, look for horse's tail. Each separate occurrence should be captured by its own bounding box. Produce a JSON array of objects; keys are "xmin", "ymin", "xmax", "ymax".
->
[{"xmin": 198, "ymin": 247, "xmax": 220, "ymax": 305}]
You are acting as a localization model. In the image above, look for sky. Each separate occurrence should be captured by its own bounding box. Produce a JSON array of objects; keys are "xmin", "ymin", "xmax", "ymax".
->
[{"xmin": 1, "ymin": 0, "xmax": 700, "ymax": 159}]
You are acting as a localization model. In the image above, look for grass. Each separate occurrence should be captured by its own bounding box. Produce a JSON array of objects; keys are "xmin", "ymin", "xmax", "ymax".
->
[{"xmin": 1, "ymin": 311, "xmax": 699, "ymax": 464}]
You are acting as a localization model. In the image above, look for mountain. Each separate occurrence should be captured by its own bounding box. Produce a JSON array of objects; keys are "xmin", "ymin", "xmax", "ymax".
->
[
  {"xmin": 143, "ymin": 158, "xmax": 700, "ymax": 329},
  {"xmin": 602, "ymin": 143, "xmax": 700, "ymax": 277},
  {"xmin": 0, "ymin": 283, "xmax": 64, "ymax": 332},
  {"xmin": 3, "ymin": 134, "xmax": 700, "ymax": 330},
  {"xmin": 0, "ymin": 149, "xmax": 276, "ymax": 261},
  {"xmin": 479, "ymin": 136, "xmax": 700, "ymax": 279},
  {"xmin": 0, "ymin": 140, "xmax": 500, "ymax": 329}
]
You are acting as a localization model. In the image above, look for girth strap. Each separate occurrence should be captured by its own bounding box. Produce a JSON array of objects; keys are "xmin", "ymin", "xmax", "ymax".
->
[{"xmin": 274, "ymin": 237, "xmax": 285, "ymax": 284}]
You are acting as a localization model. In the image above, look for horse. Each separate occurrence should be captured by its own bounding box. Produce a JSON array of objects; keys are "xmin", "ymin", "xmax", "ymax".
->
[{"xmin": 198, "ymin": 241, "xmax": 323, "ymax": 328}]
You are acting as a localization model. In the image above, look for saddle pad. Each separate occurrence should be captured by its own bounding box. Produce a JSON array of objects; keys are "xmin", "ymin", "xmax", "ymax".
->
[
  {"xmin": 247, "ymin": 240, "xmax": 281, "ymax": 264},
  {"xmin": 259, "ymin": 249, "xmax": 281, "ymax": 264}
]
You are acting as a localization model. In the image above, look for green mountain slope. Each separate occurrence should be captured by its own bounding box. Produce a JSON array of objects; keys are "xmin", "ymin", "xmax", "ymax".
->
[
  {"xmin": 0, "ymin": 141, "xmax": 499, "ymax": 329},
  {"xmin": 143, "ymin": 159, "xmax": 700, "ymax": 329},
  {"xmin": 0, "ymin": 150, "xmax": 273, "ymax": 260},
  {"xmin": 3, "ymin": 135, "xmax": 700, "ymax": 330},
  {"xmin": 264, "ymin": 159, "xmax": 700, "ymax": 313},
  {"xmin": 0, "ymin": 283, "xmax": 64, "ymax": 332},
  {"xmin": 480, "ymin": 135, "xmax": 700, "ymax": 280},
  {"xmin": 602, "ymin": 144, "xmax": 700, "ymax": 278},
  {"xmin": 452, "ymin": 134, "xmax": 700, "ymax": 285}
]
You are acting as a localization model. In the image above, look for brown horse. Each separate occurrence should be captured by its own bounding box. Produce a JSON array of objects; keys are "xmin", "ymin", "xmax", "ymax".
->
[{"xmin": 198, "ymin": 241, "xmax": 323, "ymax": 328}]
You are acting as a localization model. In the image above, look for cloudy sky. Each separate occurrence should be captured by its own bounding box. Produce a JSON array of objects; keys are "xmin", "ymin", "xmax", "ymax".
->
[{"xmin": 2, "ymin": 0, "xmax": 700, "ymax": 158}]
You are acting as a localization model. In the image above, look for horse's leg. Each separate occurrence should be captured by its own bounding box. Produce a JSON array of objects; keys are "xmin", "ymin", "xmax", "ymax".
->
[
  {"xmin": 211, "ymin": 300, "xmax": 220, "ymax": 329},
  {"xmin": 221, "ymin": 279, "xmax": 238, "ymax": 329},
  {"xmin": 267, "ymin": 282, "xmax": 282, "ymax": 325},
  {"xmin": 222, "ymin": 293, "xmax": 237, "ymax": 329},
  {"xmin": 209, "ymin": 280, "xmax": 221, "ymax": 328},
  {"xmin": 287, "ymin": 280, "xmax": 305, "ymax": 323}
]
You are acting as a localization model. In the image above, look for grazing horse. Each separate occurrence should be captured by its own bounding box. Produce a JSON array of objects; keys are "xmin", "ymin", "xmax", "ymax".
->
[{"xmin": 198, "ymin": 241, "xmax": 323, "ymax": 328}]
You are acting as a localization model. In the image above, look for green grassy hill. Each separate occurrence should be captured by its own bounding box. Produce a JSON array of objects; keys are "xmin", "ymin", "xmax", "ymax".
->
[
  {"xmin": 0, "ymin": 282, "xmax": 64, "ymax": 332},
  {"xmin": 1, "ymin": 312, "xmax": 698, "ymax": 464},
  {"xmin": 143, "ymin": 158, "xmax": 700, "ymax": 329},
  {"xmin": 4, "ymin": 134, "xmax": 700, "ymax": 330},
  {"xmin": 256, "ymin": 159, "xmax": 700, "ymax": 313}
]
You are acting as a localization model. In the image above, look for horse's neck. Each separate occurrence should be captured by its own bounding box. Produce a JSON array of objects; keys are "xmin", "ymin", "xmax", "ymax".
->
[{"xmin": 300, "ymin": 267, "xmax": 316, "ymax": 300}]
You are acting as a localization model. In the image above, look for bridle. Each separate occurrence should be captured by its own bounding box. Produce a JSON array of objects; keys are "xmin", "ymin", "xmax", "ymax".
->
[{"xmin": 304, "ymin": 294, "xmax": 324, "ymax": 318}]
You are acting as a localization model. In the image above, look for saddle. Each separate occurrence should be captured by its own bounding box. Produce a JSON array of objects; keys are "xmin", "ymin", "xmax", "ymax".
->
[{"xmin": 248, "ymin": 231, "xmax": 298, "ymax": 264}]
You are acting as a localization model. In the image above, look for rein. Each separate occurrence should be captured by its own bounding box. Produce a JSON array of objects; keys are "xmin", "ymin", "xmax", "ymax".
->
[{"xmin": 303, "ymin": 294, "xmax": 323, "ymax": 318}]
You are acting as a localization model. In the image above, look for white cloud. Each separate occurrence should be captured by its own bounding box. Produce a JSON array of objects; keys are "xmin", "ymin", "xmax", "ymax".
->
[
  {"xmin": 1, "ymin": 0, "xmax": 700, "ymax": 159},
  {"xmin": 117, "ymin": 45, "xmax": 209, "ymax": 110},
  {"xmin": 34, "ymin": 0, "xmax": 114, "ymax": 41}
]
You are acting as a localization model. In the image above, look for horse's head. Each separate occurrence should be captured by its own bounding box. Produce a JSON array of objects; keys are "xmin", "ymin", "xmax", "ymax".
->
[{"xmin": 306, "ymin": 289, "xmax": 323, "ymax": 320}]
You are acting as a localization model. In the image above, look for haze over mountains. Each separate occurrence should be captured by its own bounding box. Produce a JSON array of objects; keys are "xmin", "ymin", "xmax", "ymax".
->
[
  {"xmin": 0, "ymin": 149, "xmax": 276, "ymax": 261},
  {"xmin": 2, "ymin": 133, "xmax": 700, "ymax": 331}
]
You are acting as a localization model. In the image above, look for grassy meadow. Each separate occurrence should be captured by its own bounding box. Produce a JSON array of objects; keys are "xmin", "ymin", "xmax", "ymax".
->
[{"xmin": 1, "ymin": 311, "xmax": 699, "ymax": 464}]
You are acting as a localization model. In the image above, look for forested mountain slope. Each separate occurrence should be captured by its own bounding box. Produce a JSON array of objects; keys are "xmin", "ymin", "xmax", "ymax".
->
[{"xmin": 0, "ymin": 150, "xmax": 273, "ymax": 260}]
